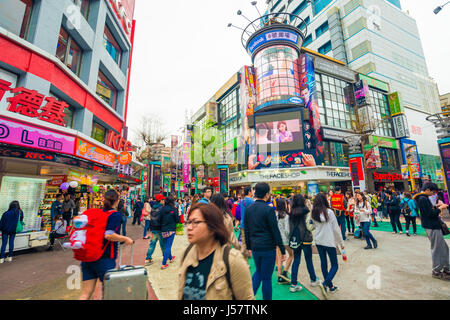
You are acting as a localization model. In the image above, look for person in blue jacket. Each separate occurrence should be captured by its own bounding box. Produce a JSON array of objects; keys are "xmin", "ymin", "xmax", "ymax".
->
[
  {"xmin": 198, "ymin": 187, "xmax": 212, "ymax": 204},
  {"xmin": 0, "ymin": 201, "xmax": 24, "ymax": 263},
  {"xmin": 50, "ymin": 194, "xmax": 63, "ymax": 230},
  {"xmin": 400, "ymin": 192, "xmax": 418, "ymax": 236}
]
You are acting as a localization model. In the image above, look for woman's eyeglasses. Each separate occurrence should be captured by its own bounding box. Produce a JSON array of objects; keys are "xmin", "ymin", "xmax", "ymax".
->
[{"xmin": 185, "ymin": 220, "xmax": 206, "ymax": 228}]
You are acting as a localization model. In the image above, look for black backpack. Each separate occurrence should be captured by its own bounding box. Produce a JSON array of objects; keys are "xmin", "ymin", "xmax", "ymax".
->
[
  {"xmin": 401, "ymin": 199, "xmax": 412, "ymax": 217},
  {"xmin": 150, "ymin": 207, "xmax": 162, "ymax": 228},
  {"xmin": 288, "ymin": 222, "xmax": 301, "ymax": 249}
]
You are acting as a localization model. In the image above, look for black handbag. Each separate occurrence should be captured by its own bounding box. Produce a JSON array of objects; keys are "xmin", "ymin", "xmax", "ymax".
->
[{"xmin": 439, "ymin": 217, "xmax": 450, "ymax": 236}]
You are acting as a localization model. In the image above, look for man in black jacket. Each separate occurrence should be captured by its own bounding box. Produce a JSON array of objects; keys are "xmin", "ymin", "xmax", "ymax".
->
[
  {"xmin": 244, "ymin": 182, "xmax": 286, "ymax": 300},
  {"xmin": 413, "ymin": 182, "xmax": 449, "ymax": 281},
  {"xmin": 132, "ymin": 199, "xmax": 144, "ymax": 226}
]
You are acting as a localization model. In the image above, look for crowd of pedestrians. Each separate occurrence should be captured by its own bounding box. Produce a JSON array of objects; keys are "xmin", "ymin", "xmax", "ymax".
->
[{"xmin": 1, "ymin": 181, "xmax": 448, "ymax": 300}]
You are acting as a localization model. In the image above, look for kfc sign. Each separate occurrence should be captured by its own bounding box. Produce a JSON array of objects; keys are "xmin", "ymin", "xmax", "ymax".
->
[
  {"xmin": 373, "ymin": 172, "xmax": 403, "ymax": 181},
  {"xmin": 109, "ymin": 0, "xmax": 136, "ymax": 37},
  {"xmin": 106, "ymin": 130, "xmax": 134, "ymax": 152}
]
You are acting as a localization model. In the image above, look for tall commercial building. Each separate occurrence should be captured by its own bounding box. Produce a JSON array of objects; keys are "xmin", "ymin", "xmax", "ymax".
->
[
  {"xmin": 268, "ymin": 0, "xmax": 443, "ymax": 182},
  {"xmin": 0, "ymin": 0, "xmax": 141, "ymax": 246}
]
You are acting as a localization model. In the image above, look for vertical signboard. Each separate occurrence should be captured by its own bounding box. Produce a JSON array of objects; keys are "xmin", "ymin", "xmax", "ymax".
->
[
  {"xmin": 388, "ymin": 91, "xmax": 404, "ymax": 116},
  {"xmin": 349, "ymin": 155, "xmax": 366, "ymax": 192},
  {"xmin": 438, "ymin": 139, "xmax": 450, "ymax": 193},
  {"xmin": 299, "ymin": 53, "xmax": 324, "ymax": 164},
  {"xmin": 218, "ymin": 165, "xmax": 229, "ymax": 194},
  {"xmin": 353, "ymin": 80, "xmax": 371, "ymax": 107}
]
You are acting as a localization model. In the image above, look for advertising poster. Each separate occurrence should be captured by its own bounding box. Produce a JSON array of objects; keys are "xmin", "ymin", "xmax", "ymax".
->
[
  {"xmin": 388, "ymin": 92, "xmax": 404, "ymax": 116},
  {"xmin": 75, "ymin": 138, "xmax": 115, "ymax": 167},
  {"xmin": 353, "ymin": 80, "xmax": 371, "ymax": 107},
  {"xmin": 349, "ymin": 156, "xmax": 366, "ymax": 191},
  {"xmin": 401, "ymin": 165, "xmax": 409, "ymax": 179},
  {"xmin": 238, "ymin": 66, "xmax": 257, "ymax": 168},
  {"xmin": 364, "ymin": 145, "xmax": 381, "ymax": 169},
  {"xmin": 299, "ymin": 53, "xmax": 324, "ymax": 164},
  {"xmin": 400, "ymin": 139, "xmax": 421, "ymax": 178},
  {"xmin": 153, "ymin": 164, "xmax": 162, "ymax": 196},
  {"xmin": 182, "ymin": 142, "xmax": 190, "ymax": 184}
]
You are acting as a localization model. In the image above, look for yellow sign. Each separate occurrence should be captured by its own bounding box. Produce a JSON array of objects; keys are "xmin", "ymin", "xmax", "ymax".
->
[
  {"xmin": 96, "ymin": 83, "xmax": 111, "ymax": 99},
  {"xmin": 214, "ymin": 73, "xmax": 239, "ymax": 100}
]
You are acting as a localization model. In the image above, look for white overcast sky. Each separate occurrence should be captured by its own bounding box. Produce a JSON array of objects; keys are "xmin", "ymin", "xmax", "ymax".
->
[{"xmin": 126, "ymin": 0, "xmax": 450, "ymax": 144}]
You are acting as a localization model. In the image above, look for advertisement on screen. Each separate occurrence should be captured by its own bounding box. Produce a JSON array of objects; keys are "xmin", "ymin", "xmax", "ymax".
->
[
  {"xmin": 254, "ymin": 45, "xmax": 302, "ymax": 112},
  {"xmin": 255, "ymin": 119, "xmax": 301, "ymax": 145}
]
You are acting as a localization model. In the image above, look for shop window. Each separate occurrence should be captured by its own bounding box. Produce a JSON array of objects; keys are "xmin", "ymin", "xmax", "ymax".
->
[
  {"xmin": 103, "ymin": 25, "xmax": 122, "ymax": 66},
  {"xmin": 0, "ymin": 0, "xmax": 33, "ymax": 39},
  {"xmin": 91, "ymin": 122, "xmax": 107, "ymax": 143},
  {"xmin": 315, "ymin": 21, "xmax": 329, "ymax": 38},
  {"xmin": 303, "ymin": 34, "xmax": 313, "ymax": 47},
  {"xmin": 71, "ymin": 0, "xmax": 90, "ymax": 20},
  {"xmin": 96, "ymin": 71, "xmax": 118, "ymax": 109},
  {"xmin": 63, "ymin": 106, "xmax": 75, "ymax": 129},
  {"xmin": 56, "ymin": 27, "xmax": 83, "ymax": 76}
]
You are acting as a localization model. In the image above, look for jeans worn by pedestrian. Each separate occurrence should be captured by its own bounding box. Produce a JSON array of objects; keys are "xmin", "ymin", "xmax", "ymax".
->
[
  {"xmin": 336, "ymin": 214, "xmax": 347, "ymax": 240},
  {"xmin": 120, "ymin": 216, "xmax": 127, "ymax": 236},
  {"xmin": 345, "ymin": 215, "xmax": 355, "ymax": 233},
  {"xmin": 143, "ymin": 220, "xmax": 151, "ymax": 238},
  {"xmin": 1, "ymin": 233, "xmax": 15, "ymax": 258},
  {"xmin": 316, "ymin": 245, "xmax": 339, "ymax": 289},
  {"xmin": 162, "ymin": 233, "xmax": 175, "ymax": 265},
  {"xmin": 146, "ymin": 230, "xmax": 165, "ymax": 260},
  {"xmin": 361, "ymin": 221, "xmax": 377, "ymax": 248},
  {"xmin": 405, "ymin": 216, "xmax": 417, "ymax": 234},
  {"xmin": 389, "ymin": 212, "xmax": 403, "ymax": 233},
  {"xmin": 291, "ymin": 244, "xmax": 317, "ymax": 285},
  {"xmin": 251, "ymin": 249, "xmax": 276, "ymax": 300}
]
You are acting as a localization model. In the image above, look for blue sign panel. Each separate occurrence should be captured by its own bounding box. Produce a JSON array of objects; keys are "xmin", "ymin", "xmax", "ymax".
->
[{"xmin": 247, "ymin": 29, "xmax": 299, "ymax": 55}]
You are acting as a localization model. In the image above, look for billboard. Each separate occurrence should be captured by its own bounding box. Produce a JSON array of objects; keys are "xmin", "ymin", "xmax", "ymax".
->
[
  {"xmin": 75, "ymin": 138, "xmax": 115, "ymax": 167},
  {"xmin": 247, "ymin": 28, "xmax": 300, "ymax": 56},
  {"xmin": 388, "ymin": 92, "xmax": 404, "ymax": 116},
  {"xmin": 353, "ymin": 80, "xmax": 371, "ymax": 107},
  {"xmin": 254, "ymin": 45, "xmax": 303, "ymax": 112}
]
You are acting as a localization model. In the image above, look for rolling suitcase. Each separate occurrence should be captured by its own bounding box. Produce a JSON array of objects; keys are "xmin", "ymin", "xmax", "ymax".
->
[{"xmin": 103, "ymin": 243, "xmax": 149, "ymax": 300}]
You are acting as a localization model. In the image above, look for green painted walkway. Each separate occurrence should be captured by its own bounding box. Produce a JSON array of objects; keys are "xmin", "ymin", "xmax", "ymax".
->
[{"xmin": 370, "ymin": 221, "xmax": 450, "ymax": 239}]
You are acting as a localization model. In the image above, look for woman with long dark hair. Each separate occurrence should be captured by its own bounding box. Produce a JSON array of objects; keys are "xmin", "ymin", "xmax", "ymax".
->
[
  {"xmin": 312, "ymin": 193, "xmax": 344, "ymax": 296},
  {"xmin": 0, "ymin": 201, "xmax": 24, "ymax": 263},
  {"xmin": 275, "ymin": 198, "xmax": 294, "ymax": 285},
  {"xmin": 355, "ymin": 192, "xmax": 378, "ymax": 249},
  {"xmin": 178, "ymin": 203, "xmax": 254, "ymax": 300},
  {"xmin": 345, "ymin": 191, "xmax": 355, "ymax": 235},
  {"xmin": 160, "ymin": 195, "xmax": 180, "ymax": 269},
  {"xmin": 288, "ymin": 194, "xmax": 321, "ymax": 292},
  {"xmin": 210, "ymin": 194, "xmax": 240, "ymax": 250}
]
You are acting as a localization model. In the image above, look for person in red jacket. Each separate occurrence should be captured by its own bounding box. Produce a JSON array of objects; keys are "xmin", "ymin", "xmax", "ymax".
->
[{"xmin": 330, "ymin": 187, "xmax": 347, "ymax": 241}]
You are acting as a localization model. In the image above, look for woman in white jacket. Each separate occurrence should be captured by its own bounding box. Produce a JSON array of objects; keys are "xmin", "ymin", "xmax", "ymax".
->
[
  {"xmin": 354, "ymin": 192, "xmax": 378, "ymax": 250},
  {"xmin": 312, "ymin": 193, "xmax": 344, "ymax": 295}
]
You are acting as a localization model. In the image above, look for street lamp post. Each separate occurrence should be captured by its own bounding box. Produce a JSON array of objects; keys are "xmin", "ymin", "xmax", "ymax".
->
[{"xmin": 434, "ymin": 1, "xmax": 450, "ymax": 14}]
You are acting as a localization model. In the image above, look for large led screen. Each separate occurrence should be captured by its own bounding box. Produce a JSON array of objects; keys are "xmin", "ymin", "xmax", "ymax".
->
[
  {"xmin": 254, "ymin": 45, "xmax": 302, "ymax": 112},
  {"xmin": 254, "ymin": 111, "xmax": 303, "ymax": 153}
]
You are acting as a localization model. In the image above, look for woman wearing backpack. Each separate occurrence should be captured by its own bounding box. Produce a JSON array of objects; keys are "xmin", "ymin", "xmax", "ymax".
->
[
  {"xmin": 0, "ymin": 201, "xmax": 24, "ymax": 263},
  {"xmin": 79, "ymin": 190, "xmax": 133, "ymax": 300},
  {"xmin": 160, "ymin": 195, "xmax": 180, "ymax": 269},
  {"xmin": 288, "ymin": 194, "xmax": 321, "ymax": 292},
  {"xmin": 178, "ymin": 203, "xmax": 254, "ymax": 300},
  {"xmin": 210, "ymin": 194, "xmax": 240, "ymax": 250},
  {"xmin": 354, "ymin": 192, "xmax": 378, "ymax": 250},
  {"xmin": 275, "ymin": 198, "xmax": 293, "ymax": 285},
  {"xmin": 312, "ymin": 193, "xmax": 345, "ymax": 296},
  {"xmin": 401, "ymin": 192, "xmax": 418, "ymax": 236}
]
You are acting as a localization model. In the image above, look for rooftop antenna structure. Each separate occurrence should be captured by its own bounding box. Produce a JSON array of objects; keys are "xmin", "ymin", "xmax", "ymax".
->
[
  {"xmin": 237, "ymin": 9, "xmax": 258, "ymax": 31},
  {"xmin": 251, "ymin": 1, "xmax": 262, "ymax": 17},
  {"xmin": 227, "ymin": 23, "xmax": 252, "ymax": 36}
]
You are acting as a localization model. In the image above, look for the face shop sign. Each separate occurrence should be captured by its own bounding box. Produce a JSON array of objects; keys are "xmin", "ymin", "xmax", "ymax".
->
[
  {"xmin": 259, "ymin": 171, "xmax": 305, "ymax": 180},
  {"xmin": 326, "ymin": 171, "xmax": 351, "ymax": 178},
  {"xmin": 230, "ymin": 176, "xmax": 244, "ymax": 182}
]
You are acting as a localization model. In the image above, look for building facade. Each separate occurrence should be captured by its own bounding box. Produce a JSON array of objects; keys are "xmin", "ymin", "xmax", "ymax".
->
[
  {"xmin": 267, "ymin": 0, "xmax": 443, "ymax": 187},
  {"xmin": 0, "ymin": 0, "xmax": 140, "ymax": 249}
]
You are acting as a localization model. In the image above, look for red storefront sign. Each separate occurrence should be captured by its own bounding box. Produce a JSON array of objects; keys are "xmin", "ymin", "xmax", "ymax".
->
[
  {"xmin": 373, "ymin": 172, "xmax": 403, "ymax": 181},
  {"xmin": 49, "ymin": 175, "xmax": 67, "ymax": 186},
  {"xmin": 0, "ymin": 79, "xmax": 69, "ymax": 126},
  {"xmin": 106, "ymin": 130, "xmax": 134, "ymax": 152}
]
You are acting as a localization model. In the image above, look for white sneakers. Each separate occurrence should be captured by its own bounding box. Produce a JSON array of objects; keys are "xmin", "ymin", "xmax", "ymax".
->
[
  {"xmin": 289, "ymin": 284, "xmax": 303, "ymax": 292},
  {"xmin": 0, "ymin": 258, "xmax": 4, "ymax": 264},
  {"xmin": 6, "ymin": 257, "xmax": 12, "ymax": 262},
  {"xmin": 311, "ymin": 278, "xmax": 322, "ymax": 287}
]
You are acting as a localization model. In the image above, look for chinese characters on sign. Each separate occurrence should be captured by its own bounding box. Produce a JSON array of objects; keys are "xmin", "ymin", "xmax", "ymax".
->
[{"xmin": 0, "ymin": 79, "xmax": 69, "ymax": 126}]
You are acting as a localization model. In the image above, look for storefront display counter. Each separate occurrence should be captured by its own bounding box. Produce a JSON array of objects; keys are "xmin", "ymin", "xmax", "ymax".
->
[{"xmin": 0, "ymin": 230, "xmax": 48, "ymax": 252}]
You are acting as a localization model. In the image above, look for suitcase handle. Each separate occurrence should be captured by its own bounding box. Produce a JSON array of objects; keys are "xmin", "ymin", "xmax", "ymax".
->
[{"xmin": 118, "ymin": 241, "xmax": 135, "ymax": 269}]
